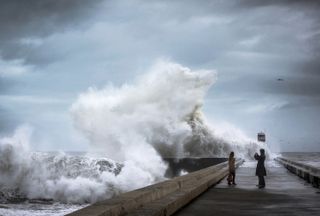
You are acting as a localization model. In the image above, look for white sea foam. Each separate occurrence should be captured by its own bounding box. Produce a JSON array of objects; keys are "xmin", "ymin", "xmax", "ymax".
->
[
  {"xmin": 0, "ymin": 60, "xmax": 269, "ymax": 209},
  {"xmin": 71, "ymin": 60, "xmax": 266, "ymax": 161},
  {"xmin": 0, "ymin": 126, "xmax": 162, "ymax": 205}
]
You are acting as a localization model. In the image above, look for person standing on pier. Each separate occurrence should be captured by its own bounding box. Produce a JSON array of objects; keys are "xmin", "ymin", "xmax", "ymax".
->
[
  {"xmin": 254, "ymin": 149, "xmax": 266, "ymax": 188},
  {"xmin": 227, "ymin": 151, "xmax": 236, "ymax": 185}
]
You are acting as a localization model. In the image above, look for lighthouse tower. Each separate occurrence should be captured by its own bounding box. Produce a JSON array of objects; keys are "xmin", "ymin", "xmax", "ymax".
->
[{"xmin": 257, "ymin": 132, "xmax": 266, "ymax": 143}]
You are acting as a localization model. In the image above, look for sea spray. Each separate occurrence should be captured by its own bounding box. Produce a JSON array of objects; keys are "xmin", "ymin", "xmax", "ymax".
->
[
  {"xmin": 71, "ymin": 60, "xmax": 265, "ymax": 161},
  {"xmin": 0, "ymin": 60, "xmax": 268, "ymax": 205},
  {"xmin": 0, "ymin": 126, "xmax": 162, "ymax": 204}
]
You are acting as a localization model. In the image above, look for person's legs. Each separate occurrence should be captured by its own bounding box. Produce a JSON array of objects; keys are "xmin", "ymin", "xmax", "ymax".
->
[
  {"xmin": 258, "ymin": 175, "xmax": 265, "ymax": 188},
  {"xmin": 261, "ymin": 176, "xmax": 265, "ymax": 186},
  {"xmin": 232, "ymin": 172, "xmax": 236, "ymax": 185},
  {"xmin": 227, "ymin": 173, "xmax": 232, "ymax": 185},
  {"xmin": 258, "ymin": 175, "xmax": 262, "ymax": 185}
]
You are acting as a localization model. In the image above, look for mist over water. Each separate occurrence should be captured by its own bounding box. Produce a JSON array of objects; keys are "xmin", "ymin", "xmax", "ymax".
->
[
  {"xmin": 0, "ymin": 61, "xmax": 266, "ymax": 208},
  {"xmin": 0, "ymin": 126, "xmax": 127, "ymax": 204},
  {"xmin": 71, "ymin": 60, "xmax": 264, "ymax": 161}
]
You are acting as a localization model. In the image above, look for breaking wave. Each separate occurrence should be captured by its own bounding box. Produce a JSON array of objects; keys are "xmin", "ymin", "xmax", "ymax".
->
[
  {"xmin": 71, "ymin": 60, "xmax": 265, "ymax": 160},
  {"xmin": 0, "ymin": 126, "xmax": 164, "ymax": 204},
  {"xmin": 0, "ymin": 60, "xmax": 268, "ymax": 205}
]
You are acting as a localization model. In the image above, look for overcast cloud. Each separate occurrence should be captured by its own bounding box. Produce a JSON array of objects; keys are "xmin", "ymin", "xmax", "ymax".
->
[{"xmin": 0, "ymin": 0, "xmax": 319, "ymax": 151}]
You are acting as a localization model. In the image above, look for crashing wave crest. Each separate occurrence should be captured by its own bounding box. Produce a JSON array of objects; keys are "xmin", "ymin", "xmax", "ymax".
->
[
  {"xmin": 0, "ymin": 126, "xmax": 163, "ymax": 204},
  {"xmin": 71, "ymin": 60, "xmax": 265, "ymax": 160},
  {"xmin": 0, "ymin": 60, "xmax": 268, "ymax": 204}
]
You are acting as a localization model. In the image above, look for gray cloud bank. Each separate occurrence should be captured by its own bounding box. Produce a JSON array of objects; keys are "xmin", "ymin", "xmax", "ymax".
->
[
  {"xmin": 0, "ymin": 0, "xmax": 103, "ymax": 65},
  {"xmin": 0, "ymin": 0, "xmax": 319, "ymax": 151}
]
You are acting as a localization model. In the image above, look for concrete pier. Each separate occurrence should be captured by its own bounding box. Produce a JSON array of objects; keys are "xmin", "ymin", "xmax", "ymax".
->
[
  {"xmin": 67, "ymin": 160, "xmax": 320, "ymax": 216},
  {"xmin": 276, "ymin": 157, "xmax": 320, "ymax": 187},
  {"xmin": 67, "ymin": 159, "xmax": 243, "ymax": 216},
  {"xmin": 174, "ymin": 163, "xmax": 320, "ymax": 216}
]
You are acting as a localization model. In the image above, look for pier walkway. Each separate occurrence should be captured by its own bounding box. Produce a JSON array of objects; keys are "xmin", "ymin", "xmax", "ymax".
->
[{"xmin": 174, "ymin": 162, "xmax": 320, "ymax": 216}]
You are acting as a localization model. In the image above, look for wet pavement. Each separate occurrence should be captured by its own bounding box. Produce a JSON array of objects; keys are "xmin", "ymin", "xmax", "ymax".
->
[{"xmin": 174, "ymin": 162, "xmax": 320, "ymax": 216}]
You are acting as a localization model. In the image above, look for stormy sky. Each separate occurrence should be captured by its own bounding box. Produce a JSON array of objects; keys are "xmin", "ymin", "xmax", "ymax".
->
[{"xmin": 0, "ymin": 0, "xmax": 319, "ymax": 152}]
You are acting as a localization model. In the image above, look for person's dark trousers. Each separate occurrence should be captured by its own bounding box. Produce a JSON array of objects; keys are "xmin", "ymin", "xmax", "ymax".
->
[
  {"xmin": 258, "ymin": 175, "xmax": 265, "ymax": 187},
  {"xmin": 232, "ymin": 172, "xmax": 236, "ymax": 184},
  {"xmin": 228, "ymin": 171, "xmax": 236, "ymax": 185}
]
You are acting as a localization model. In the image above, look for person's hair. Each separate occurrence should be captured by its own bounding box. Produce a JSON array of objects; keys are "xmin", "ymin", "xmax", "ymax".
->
[
  {"xmin": 229, "ymin": 151, "xmax": 234, "ymax": 160},
  {"xmin": 260, "ymin": 148, "xmax": 265, "ymax": 156}
]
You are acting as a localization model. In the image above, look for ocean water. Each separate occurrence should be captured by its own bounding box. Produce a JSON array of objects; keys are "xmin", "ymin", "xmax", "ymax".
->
[
  {"xmin": 0, "ymin": 153, "xmax": 226, "ymax": 216},
  {"xmin": 0, "ymin": 62, "xmax": 271, "ymax": 215},
  {"xmin": 281, "ymin": 152, "xmax": 320, "ymax": 168},
  {"xmin": 0, "ymin": 152, "xmax": 319, "ymax": 216},
  {"xmin": 0, "ymin": 151, "xmax": 123, "ymax": 216},
  {"xmin": 0, "ymin": 203, "xmax": 86, "ymax": 216}
]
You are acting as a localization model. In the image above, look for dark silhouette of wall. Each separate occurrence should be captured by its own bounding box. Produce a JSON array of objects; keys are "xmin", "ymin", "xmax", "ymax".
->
[{"xmin": 163, "ymin": 158, "xmax": 228, "ymax": 178}]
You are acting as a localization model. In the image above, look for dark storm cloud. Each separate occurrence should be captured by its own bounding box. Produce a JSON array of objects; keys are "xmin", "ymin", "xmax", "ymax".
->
[
  {"xmin": 214, "ymin": 70, "xmax": 320, "ymax": 100},
  {"xmin": 262, "ymin": 77, "xmax": 320, "ymax": 98},
  {"xmin": 200, "ymin": 0, "xmax": 320, "ymax": 101},
  {"xmin": 229, "ymin": 75, "xmax": 320, "ymax": 98},
  {"xmin": 298, "ymin": 60, "xmax": 320, "ymax": 77},
  {"xmin": 0, "ymin": 0, "xmax": 103, "ymax": 65},
  {"xmin": 0, "ymin": 0, "xmax": 319, "ymax": 151},
  {"xmin": 0, "ymin": 0, "xmax": 319, "ymax": 99},
  {"xmin": 237, "ymin": 0, "xmax": 320, "ymax": 79},
  {"xmin": 236, "ymin": 0, "xmax": 320, "ymax": 8},
  {"xmin": 0, "ymin": 0, "xmax": 103, "ymax": 135}
]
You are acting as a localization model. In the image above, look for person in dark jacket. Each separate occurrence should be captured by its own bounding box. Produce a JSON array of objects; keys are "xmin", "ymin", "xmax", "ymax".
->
[{"xmin": 254, "ymin": 148, "xmax": 266, "ymax": 188}]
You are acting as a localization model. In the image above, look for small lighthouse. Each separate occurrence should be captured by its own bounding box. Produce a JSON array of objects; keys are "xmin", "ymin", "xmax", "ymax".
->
[{"xmin": 257, "ymin": 132, "xmax": 266, "ymax": 142}]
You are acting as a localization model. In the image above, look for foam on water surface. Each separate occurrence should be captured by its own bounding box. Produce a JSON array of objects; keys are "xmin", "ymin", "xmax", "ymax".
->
[{"xmin": 0, "ymin": 61, "xmax": 271, "ymax": 215}]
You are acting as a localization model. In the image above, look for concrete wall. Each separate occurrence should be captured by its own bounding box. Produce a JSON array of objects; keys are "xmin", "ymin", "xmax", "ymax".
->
[
  {"xmin": 276, "ymin": 157, "xmax": 320, "ymax": 188},
  {"xmin": 163, "ymin": 158, "xmax": 228, "ymax": 178},
  {"xmin": 67, "ymin": 159, "xmax": 243, "ymax": 216}
]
